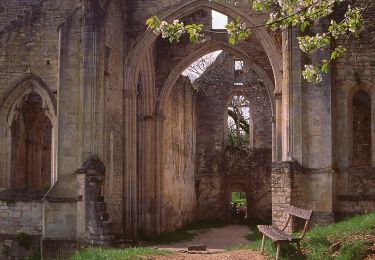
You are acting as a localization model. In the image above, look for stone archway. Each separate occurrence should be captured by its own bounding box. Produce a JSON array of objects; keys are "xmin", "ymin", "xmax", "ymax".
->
[
  {"xmin": 125, "ymin": 0, "xmax": 282, "ymax": 236},
  {"xmin": 0, "ymin": 75, "xmax": 57, "ymax": 189}
]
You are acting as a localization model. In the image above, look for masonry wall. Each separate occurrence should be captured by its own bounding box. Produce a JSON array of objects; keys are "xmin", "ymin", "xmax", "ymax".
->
[
  {"xmin": 162, "ymin": 76, "xmax": 197, "ymax": 232},
  {"xmin": 0, "ymin": 0, "xmax": 81, "ymax": 95},
  {"xmin": 332, "ymin": 8, "xmax": 375, "ymax": 218},
  {"xmin": 195, "ymin": 52, "xmax": 272, "ymax": 221},
  {"xmin": 0, "ymin": 197, "xmax": 43, "ymax": 259},
  {"xmin": 0, "ymin": 200, "xmax": 42, "ymax": 235},
  {"xmin": 102, "ymin": 0, "xmax": 125, "ymax": 235}
]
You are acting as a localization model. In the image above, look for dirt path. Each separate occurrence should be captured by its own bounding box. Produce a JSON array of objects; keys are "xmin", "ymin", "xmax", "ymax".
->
[{"xmin": 149, "ymin": 224, "xmax": 264, "ymax": 260}]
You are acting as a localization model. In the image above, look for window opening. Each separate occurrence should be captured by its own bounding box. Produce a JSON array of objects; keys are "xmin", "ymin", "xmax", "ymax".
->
[
  {"xmin": 228, "ymin": 95, "xmax": 250, "ymax": 146},
  {"xmin": 211, "ymin": 10, "xmax": 228, "ymax": 30},
  {"xmin": 182, "ymin": 50, "xmax": 222, "ymax": 82},
  {"xmin": 10, "ymin": 91, "xmax": 52, "ymax": 190},
  {"xmin": 352, "ymin": 90, "xmax": 371, "ymax": 166},
  {"xmin": 234, "ymin": 60, "xmax": 244, "ymax": 85}
]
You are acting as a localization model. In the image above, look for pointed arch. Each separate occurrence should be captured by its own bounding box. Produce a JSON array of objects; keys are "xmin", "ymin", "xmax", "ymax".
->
[
  {"xmin": 346, "ymin": 81, "xmax": 375, "ymax": 167},
  {"xmin": 0, "ymin": 76, "xmax": 57, "ymax": 188}
]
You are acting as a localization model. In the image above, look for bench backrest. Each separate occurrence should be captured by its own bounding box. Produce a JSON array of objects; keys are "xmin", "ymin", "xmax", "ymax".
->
[
  {"xmin": 282, "ymin": 206, "xmax": 313, "ymax": 240},
  {"xmin": 286, "ymin": 206, "xmax": 313, "ymax": 220}
]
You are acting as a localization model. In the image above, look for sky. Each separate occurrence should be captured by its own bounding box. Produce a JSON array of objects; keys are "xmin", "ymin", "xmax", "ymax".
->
[
  {"xmin": 212, "ymin": 10, "xmax": 228, "ymax": 29},
  {"xmin": 182, "ymin": 11, "xmax": 228, "ymax": 81}
]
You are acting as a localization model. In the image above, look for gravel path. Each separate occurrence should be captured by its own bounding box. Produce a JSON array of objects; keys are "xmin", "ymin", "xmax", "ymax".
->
[
  {"xmin": 149, "ymin": 224, "xmax": 264, "ymax": 260},
  {"xmin": 151, "ymin": 250, "xmax": 264, "ymax": 260}
]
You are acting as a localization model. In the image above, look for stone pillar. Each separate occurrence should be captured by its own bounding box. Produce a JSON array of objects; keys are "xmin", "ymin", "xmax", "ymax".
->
[
  {"xmin": 42, "ymin": 1, "xmax": 108, "ymax": 256},
  {"xmin": 81, "ymin": 0, "xmax": 105, "ymax": 160},
  {"xmin": 300, "ymin": 21, "xmax": 335, "ymax": 225},
  {"xmin": 137, "ymin": 48, "xmax": 159, "ymax": 236},
  {"xmin": 273, "ymin": 25, "xmax": 335, "ymax": 230}
]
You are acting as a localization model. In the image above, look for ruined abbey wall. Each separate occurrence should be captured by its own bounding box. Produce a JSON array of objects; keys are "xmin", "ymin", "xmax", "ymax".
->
[
  {"xmin": 195, "ymin": 52, "xmax": 272, "ymax": 221},
  {"xmin": 333, "ymin": 14, "xmax": 375, "ymax": 218},
  {"xmin": 102, "ymin": 0, "xmax": 126, "ymax": 234},
  {"xmin": 162, "ymin": 76, "xmax": 197, "ymax": 232},
  {"xmin": 0, "ymin": 0, "xmax": 374, "ymax": 258},
  {"xmin": 0, "ymin": 0, "xmax": 81, "ymax": 95}
]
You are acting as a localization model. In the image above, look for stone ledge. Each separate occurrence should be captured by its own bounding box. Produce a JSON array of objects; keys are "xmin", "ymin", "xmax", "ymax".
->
[
  {"xmin": 337, "ymin": 194, "xmax": 375, "ymax": 201},
  {"xmin": 0, "ymin": 189, "xmax": 45, "ymax": 202}
]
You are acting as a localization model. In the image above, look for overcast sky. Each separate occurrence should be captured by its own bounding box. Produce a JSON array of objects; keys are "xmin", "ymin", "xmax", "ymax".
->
[{"xmin": 212, "ymin": 10, "xmax": 228, "ymax": 29}]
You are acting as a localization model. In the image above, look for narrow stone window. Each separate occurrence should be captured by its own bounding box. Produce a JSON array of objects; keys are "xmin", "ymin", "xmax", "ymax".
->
[
  {"xmin": 228, "ymin": 95, "xmax": 250, "ymax": 146},
  {"xmin": 10, "ymin": 91, "xmax": 53, "ymax": 189},
  {"xmin": 234, "ymin": 60, "xmax": 244, "ymax": 85},
  {"xmin": 211, "ymin": 10, "xmax": 227, "ymax": 29},
  {"xmin": 352, "ymin": 90, "xmax": 371, "ymax": 166}
]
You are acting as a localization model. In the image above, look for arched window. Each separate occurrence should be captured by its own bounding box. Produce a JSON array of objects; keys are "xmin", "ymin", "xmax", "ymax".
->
[
  {"xmin": 227, "ymin": 95, "xmax": 252, "ymax": 146},
  {"xmin": 9, "ymin": 91, "xmax": 53, "ymax": 189},
  {"xmin": 352, "ymin": 90, "xmax": 371, "ymax": 166}
]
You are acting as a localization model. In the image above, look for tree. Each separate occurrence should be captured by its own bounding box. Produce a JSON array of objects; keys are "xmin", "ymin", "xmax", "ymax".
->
[{"xmin": 146, "ymin": 0, "xmax": 373, "ymax": 83}]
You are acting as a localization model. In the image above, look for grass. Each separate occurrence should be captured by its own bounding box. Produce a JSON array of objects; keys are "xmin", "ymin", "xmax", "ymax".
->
[
  {"xmin": 70, "ymin": 220, "xmax": 226, "ymax": 259},
  {"xmin": 233, "ymin": 212, "xmax": 375, "ymax": 259},
  {"xmin": 70, "ymin": 247, "xmax": 171, "ymax": 260},
  {"xmin": 140, "ymin": 219, "xmax": 226, "ymax": 244}
]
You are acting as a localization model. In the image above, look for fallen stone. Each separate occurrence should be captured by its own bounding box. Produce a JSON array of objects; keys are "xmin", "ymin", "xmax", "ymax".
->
[{"xmin": 187, "ymin": 245, "xmax": 206, "ymax": 251}]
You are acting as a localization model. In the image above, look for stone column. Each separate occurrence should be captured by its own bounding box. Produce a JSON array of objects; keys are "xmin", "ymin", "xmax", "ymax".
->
[
  {"xmin": 272, "ymin": 25, "xmax": 335, "ymax": 230},
  {"xmin": 42, "ymin": 1, "xmax": 108, "ymax": 256},
  {"xmin": 81, "ymin": 0, "xmax": 105, "ymax": 160},
  {"xmin": 137, "ymin": 48, "xmax": 160, "ymax": 236},
  {"xmin": 300, "ymin": 21, "xmax": 335, "ymax": 224}
]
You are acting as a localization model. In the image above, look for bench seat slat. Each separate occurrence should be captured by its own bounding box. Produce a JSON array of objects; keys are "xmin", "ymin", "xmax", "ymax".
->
[{"xmin": 257, "ymin": 225, "xmax": 292, "ymax": 242}]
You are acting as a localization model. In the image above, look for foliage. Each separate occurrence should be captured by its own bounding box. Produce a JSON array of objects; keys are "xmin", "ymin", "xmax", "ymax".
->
[
  {"xmin": 225, "ymin": 17, "xmax": 251, "ymax": 45},
  {"xmin": 146, "ymin": 0, "xmax": 372, "ymax": 83},
  {"xmin": 70, "ymin": 247, "xmax": 171, "ymax": 260},
  {"xmin": 234, "ymin": 211, "xmax": 375, "ymax": 259},
  {"xmin": 231, "ymin": 192, "xmax": 247, "ymax": 205},
  {"xmin": 146, "ymin": 16, "xmax": 203, "ymax": 43},
  {"xmin": 15, "ymin": 232, "xmax": 32, "ymax": 249}
]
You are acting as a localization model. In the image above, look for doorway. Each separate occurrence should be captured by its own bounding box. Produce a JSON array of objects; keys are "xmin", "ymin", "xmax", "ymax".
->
[{"xmin": 230, "ymin": 191, "xmax": 247, "ymax": 224}]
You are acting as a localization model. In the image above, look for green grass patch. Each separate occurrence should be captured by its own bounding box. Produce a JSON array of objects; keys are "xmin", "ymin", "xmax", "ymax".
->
[
  {"xmin": 141, "ymin": 220, "xmax": 226, "ymax": 244},
  {"xmin": 232, "ymin": 212, "xmax": 375, "ymax": 259},
  {"xmin": 70, "ymin": 247, "xmax": 171, "ymax": 260}
]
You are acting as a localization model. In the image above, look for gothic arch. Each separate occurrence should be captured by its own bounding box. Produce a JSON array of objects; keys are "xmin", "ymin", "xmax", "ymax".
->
[
  {"xmin": 157, "ymin": 41, "xmax": 275, "ymax": 116},
  {"xmin": 124, "ymin": 0, "xmax": 282, "ymax": 95},
  {"xmin": 126, "ymin": 0, "xmax": 282, "ymax": 235},
  {"xmin": 0, "ymin": 76, "xmax": 57, "ymax": 188},
  {"xmin": 346, "ymin": 81, "xmax": 375, "ymax": 166}
]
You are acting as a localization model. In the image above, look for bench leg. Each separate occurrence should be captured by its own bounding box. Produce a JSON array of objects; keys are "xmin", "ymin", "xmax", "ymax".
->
[
  {"xmin": 296, "ymin": 241, "xmax": 301, "ymax": 254},
  {"xmin": 276, "ymin": 243, "xmax": 281, "ymax": 260},
  {"xmin": 260, "ymin": 234, "xmax": 265, "ymax": 254}
]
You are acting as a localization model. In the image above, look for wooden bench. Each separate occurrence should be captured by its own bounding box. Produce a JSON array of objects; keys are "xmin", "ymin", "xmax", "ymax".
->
[{"xmin": 257, "ymin": 206, "xmax": 313, "ymax": 260}]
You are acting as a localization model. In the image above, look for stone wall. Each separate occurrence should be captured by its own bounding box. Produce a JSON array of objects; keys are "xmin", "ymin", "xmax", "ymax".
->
[
  {"xmin": 272, "ymin": 161, "xmax": 335, "ymax": 230},
  {"xmin": 0, "ymin": 200, "xmax": 42, "ymax": 235},
  {"xmin": 161, "ymin": 76, "xmax": 197, "ymax": 232},
  {"xmin": 225, "ymin": 147, "xmax": 272, "ymax": 220},
  {"xmin": 0, "ymin": 0, "xmax": 81, "ymax": 96},
  {"xmin": 195, "ymin": 52, "xmax": 272, "ymax": 221},
  {"xmin": 102, "ymin": 0, "xmax": 126, "ymax": 235},
  {"xmin": 332, "ymin": 7, "xmax": 375, "ymax": 217},
  {"xmin": 0, "ymin": 193, "xmax": 43, "ymax": 260}
]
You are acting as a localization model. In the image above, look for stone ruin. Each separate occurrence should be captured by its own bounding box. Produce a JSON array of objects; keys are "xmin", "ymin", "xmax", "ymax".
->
[{"xmin": 0, "ymin": 0, "xmax": 374, "ymax": 258}]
